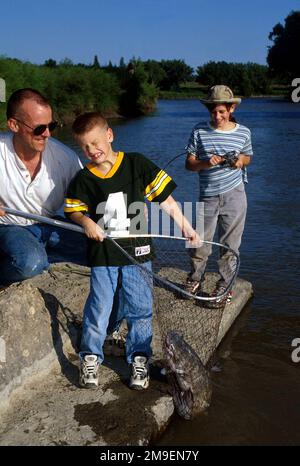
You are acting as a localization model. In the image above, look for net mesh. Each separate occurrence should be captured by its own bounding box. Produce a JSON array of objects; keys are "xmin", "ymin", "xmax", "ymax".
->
[{"xmin": 108, "ymin": 236, "xmax": 238, "ymax": 367}]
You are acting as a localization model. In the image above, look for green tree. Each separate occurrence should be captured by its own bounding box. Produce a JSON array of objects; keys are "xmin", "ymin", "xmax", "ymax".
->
[
  {"xmin": 143, "ymin": 60, "xmax": 167, "ymax": 86},
  {"xmin": 267, "ymin": 10, "xmax": 300, "ymax": 81},
  {"xmin": 119, "ymin": 60, "xmax": 158, "ymax": 116},
  {"xmin": 196, "ymin": 61, "xmax": 270, "ymax": 95},
  {"xmin": 59, "ymin": 57, "xmax": 73, "ymax": 67},
  {"xmin": 159, "ymin": 59, "xmax": 194, "ymax": 90},
  {"xmin": 44, "ymin": 58, "xmax": 57, "ymax": 68},
  {"xmin": 93, "ymin": 55, "xmax": 100, "ymax": 68},
  {"xmin": 119, "ymin": 57, "xmax": 126, "ymax": 69}
]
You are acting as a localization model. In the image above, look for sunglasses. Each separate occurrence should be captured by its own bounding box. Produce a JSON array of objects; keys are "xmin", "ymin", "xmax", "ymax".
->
[{"xmin": 15, "ymin": 118, "xmax": 58, "ymax": 136}]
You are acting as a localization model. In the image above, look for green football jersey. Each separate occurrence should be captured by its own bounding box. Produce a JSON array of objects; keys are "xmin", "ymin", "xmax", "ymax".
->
[{"xmin": 65, "ymin": 151, "xmax": 176, "ymax": 266}]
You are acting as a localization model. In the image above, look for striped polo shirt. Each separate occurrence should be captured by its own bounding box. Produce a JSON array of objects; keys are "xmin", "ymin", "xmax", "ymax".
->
[{"xmin": 186, "ymin": 122, "xmax": 253, "ymax": 197}]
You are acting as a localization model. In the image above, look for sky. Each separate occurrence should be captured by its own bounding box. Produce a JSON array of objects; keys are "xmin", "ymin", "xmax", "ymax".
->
[{"xmin": 1, "ymin": 0, "xmax": 299, "ymax": 69}]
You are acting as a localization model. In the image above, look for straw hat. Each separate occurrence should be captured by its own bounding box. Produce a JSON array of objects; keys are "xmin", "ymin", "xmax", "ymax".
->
[{"xmin": 200, "ymin": 85, "xmax": 241, "ymax": 105}]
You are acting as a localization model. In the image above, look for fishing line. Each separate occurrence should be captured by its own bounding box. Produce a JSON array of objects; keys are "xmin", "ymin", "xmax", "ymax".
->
[{"xmin": 161, "ymin": 150, "xmax": 187, "ymax": 171}]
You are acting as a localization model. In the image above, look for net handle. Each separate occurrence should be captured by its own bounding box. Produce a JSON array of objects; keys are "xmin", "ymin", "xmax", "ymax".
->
[{"xmin": 1, "ymin": 207, "xmax": 190, "ymax": 240}]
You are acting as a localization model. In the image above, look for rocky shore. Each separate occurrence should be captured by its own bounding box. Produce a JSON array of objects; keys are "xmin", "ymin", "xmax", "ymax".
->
[{"xmin": 0, "ymin": 263, "xmax": 252, "ymax": 445}]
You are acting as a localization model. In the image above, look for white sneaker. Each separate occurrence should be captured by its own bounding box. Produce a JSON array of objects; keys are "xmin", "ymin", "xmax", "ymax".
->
[
  {"xmin": 129, "ymin": 355, "xmax": 149, "ymax": 390},
  {"xmin": 80, "ymin": 354, "xmax": 100, "ymax": 388}
]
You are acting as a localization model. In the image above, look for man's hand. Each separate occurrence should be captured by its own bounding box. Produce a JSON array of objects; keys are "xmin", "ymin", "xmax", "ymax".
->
[{"xmin": 0, "ymin": 206, "xmax": 6, "ymax": 216}]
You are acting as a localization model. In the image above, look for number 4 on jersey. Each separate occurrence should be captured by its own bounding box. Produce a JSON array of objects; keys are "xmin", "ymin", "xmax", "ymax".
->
[{"xmin": 99, "ymin": 192, "xmax": 131, "ymax": 236}]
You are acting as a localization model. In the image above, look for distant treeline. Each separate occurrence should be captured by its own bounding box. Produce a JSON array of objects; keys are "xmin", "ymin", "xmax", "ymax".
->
[
  {"xmin": 0, "ymin": 56, "xmax": 159, "ymax": 123},
  {"xmin": 196, "ymin": 62, "xmax": 271, "ymax": 96},
  {"xmin": 0, "ymin": 55, "xmax": 274, "ymax": 123},
  {"xmin": 1, "ymin": 6, "xmax": 299, "ymax": 126}
]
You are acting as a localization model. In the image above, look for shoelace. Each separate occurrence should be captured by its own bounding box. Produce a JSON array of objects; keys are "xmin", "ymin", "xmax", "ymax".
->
[
  {"xmin": 83, "ymin": 360, "xmax": 98, "ymax": 376},
  {"xmin": 132, "ymin": 362, "xmax": 147, "ymax": 380}
]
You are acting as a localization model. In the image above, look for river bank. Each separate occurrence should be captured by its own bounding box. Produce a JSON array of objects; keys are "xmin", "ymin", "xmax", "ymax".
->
[{"xmin": 0, "ymin": 259, "xmax": 252, "ymax": 446}]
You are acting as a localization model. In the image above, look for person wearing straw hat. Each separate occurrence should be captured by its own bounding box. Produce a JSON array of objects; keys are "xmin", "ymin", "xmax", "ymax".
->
[{"xmin": 184, "ymin": 85, "xmax": 253, "ymax": 304}]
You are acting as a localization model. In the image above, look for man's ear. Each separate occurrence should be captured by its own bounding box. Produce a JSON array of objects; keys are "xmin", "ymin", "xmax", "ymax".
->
[{"xmin": 7, "ymin": 118, "xmax": 19, "ymax": 133}]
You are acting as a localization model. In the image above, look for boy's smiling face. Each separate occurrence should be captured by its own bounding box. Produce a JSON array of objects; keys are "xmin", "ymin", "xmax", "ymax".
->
[
  {"xmin": 76, "ymin": 124, "xmax": 114, "ymax": 165},
  {"xmin": 209, "ymin": 104, "xmax": 235, "ymax": 130}
]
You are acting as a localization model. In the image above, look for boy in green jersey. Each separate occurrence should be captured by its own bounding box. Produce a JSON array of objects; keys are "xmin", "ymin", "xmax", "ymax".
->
[{"xmin": 65, "ymin": 112, "xmax": 199, "ymax": 390}]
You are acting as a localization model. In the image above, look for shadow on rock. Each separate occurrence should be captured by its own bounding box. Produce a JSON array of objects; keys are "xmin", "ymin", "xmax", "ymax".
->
[{"xmin": 38, "ymin": 289, "xmax": 82, "ymax": 386}]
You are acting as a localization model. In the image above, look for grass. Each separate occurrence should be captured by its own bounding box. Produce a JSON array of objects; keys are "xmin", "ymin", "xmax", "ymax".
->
[
  {"xmin": 159, "ymin": 82, "xmax": 289, "ymax": 99},
  {"xmin": 159, "ymin": 82, "xmax": 207, "ymax": 99}
]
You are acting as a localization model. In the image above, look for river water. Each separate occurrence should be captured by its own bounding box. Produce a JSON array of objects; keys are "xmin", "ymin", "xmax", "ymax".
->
[{"xmin": 57, "ymin": 98, "xmax": 300, "ymax": 446}]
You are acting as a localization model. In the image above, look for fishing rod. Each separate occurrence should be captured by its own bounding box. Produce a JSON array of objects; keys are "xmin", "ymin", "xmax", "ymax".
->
[{"xmin": 162, "ymin": 151, "xmax": 187, "ymax": 171}]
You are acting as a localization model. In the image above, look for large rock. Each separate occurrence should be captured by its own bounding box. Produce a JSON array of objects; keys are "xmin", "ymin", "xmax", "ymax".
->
[
  {"xmin": 0, "ymin": 264, "xmax": 253, "ymax": 410},
  {"xmin": 0, "ymin": 263, "xmax": 89, "ymax": 411},
  {"xmin": 0, "ymin": 263, "xmax": 253, "ymax": 446}
]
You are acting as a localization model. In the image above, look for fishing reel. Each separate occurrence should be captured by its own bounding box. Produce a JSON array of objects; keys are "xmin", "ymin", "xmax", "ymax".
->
[{"xmin": 221, "ymin": 150, "xmax": 239, "ymax": 168}]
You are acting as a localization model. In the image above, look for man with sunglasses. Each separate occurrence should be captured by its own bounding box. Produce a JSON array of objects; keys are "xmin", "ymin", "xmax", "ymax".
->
[{"xmin": 0, "ymin": 88, "xmax": 83, "ymax": 284}]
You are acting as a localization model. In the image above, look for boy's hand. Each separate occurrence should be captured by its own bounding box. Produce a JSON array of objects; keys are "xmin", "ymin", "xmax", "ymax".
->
[
  {"xmin": 83, "ymin": 217, "xmax": 105, "ymax": 242},
  {"xmin": 208, "ymin": 154, "xmax": 224, "ymax": 167},
  {"xmin": 182, "ymin": 227, "xmax": 203, "ymax": 247},
  {"xmin": 232, "ymin": 158, "xmax": 244, "ymax": 169},
  {"xmin": 231, "ymin": 153, "xmax": 251, "ymax": 169},
  {"xmin": 0, "ymin": 206, "xmax": 5, "ymax": 216}
]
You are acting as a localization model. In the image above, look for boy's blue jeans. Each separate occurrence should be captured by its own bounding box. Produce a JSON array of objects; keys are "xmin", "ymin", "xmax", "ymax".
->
[
  {"xmin": 80, "ymin": 262, "xmax": 153, "ymax": 364},
  {"xmin": 0, "ymin": 224, "xmax": 60, "ymax": 284}
]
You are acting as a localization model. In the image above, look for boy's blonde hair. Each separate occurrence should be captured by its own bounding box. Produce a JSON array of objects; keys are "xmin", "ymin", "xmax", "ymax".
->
[{"xmin": 72, "ymin": 112, "xmax": 108, "ymax": 135}]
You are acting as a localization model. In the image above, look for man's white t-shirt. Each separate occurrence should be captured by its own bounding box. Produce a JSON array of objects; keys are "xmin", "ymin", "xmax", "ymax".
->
[{"xmin": 0, "ymin": 132, "xmax": 82, "ymax": 225}]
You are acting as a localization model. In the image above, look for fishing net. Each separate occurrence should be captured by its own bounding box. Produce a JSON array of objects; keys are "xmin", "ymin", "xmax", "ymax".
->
[
  {"xmin": 108, "ymin": 235, "xmax": 239, "ymax": 367},
  {"xmin": 3, "ymin": 207, "xmax": 239, "ymax": 367}
]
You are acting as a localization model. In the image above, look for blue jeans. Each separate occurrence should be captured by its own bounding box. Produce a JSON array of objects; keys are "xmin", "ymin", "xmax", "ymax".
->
[
  {"xmin": 190, "ymin": 183, "xmax": 247, "ymax": 284},
  {"xmin": 0, "ymin": 224, "xmax": 60, "ymax": 284},
  {"xmin": 80, "ymin": 262, "xmax": 153, "ymax": 364}
]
